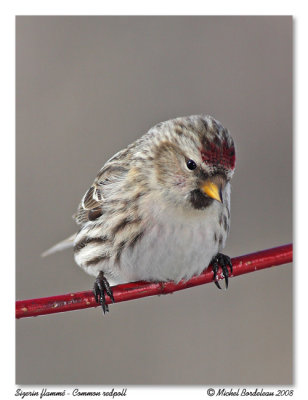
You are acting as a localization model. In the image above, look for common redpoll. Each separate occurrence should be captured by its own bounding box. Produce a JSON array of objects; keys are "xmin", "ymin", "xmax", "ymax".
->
[{"xmin": 44, "ymin": 115, "xmax": 236, "ymax": 313}]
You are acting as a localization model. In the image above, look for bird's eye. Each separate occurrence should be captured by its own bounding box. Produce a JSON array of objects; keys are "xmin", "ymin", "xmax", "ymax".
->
[{"xmin": 186, "ymin": 159, "xmax": 197, "ymax": 170}]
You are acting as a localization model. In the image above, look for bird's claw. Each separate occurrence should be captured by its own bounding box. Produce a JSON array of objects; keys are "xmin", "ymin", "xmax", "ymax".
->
[
  {"xmin": 211, "ymin": 253, "xmax": 233, "ymax": 290},
  {"xmin": 93, "ymin": 272, "xmax": 115, "ymax": 314}
]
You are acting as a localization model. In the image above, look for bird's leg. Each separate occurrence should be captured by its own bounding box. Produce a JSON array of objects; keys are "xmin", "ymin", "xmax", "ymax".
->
[
  {"xmin": 93, "ymin": 271, "xmax": 115, "ymax": 314},
  {"xmin": 210, "ymin": 253, "xmax": 233, "ymax": 290}
]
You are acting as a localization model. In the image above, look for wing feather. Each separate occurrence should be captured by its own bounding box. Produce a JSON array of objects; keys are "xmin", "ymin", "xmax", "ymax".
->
[{"xmin": 73, "ymin": 163, "xmax": 129, "ymax": 225}]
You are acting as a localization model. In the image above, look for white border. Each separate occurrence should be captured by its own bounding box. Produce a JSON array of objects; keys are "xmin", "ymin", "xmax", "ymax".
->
[{"xmin": 3, "ymin": 1, "xmax": 306, "ymax": 399}]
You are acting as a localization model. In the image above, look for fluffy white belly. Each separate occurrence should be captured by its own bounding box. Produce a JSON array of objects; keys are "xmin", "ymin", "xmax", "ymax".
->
[{"xmin": 105, "ymin": 201, "xmax": 227, "ymax": 285}]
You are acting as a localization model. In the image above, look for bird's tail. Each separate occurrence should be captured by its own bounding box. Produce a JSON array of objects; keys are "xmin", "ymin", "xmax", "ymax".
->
[{"xmin": 41, "ymin": 233, "xmax": 76, "ymax": 257}]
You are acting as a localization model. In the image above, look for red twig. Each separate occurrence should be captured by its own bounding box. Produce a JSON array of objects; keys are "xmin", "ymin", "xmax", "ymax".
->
[{"xmin": 16, "ymin": 244, "xmax": 292, "ymax": 319}]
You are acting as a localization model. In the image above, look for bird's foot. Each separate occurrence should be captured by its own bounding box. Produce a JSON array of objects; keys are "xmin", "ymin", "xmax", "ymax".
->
[
  {"xmin": 211, "ymin": 253, "xmax": 233, "ymax": 290},
  {"xmin": 93, "ymin": 271, "xmax": 115, "ymax": 314}
]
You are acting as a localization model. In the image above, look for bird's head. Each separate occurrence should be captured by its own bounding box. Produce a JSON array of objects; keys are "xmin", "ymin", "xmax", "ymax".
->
[{"xmin": 150, "ymin": 115, "xmax": 236, "ymax": 211}]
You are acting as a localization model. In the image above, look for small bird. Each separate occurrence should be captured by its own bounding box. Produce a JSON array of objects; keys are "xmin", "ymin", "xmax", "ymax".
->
[{"xmin": 44, "ymin": 115, "xmax": 236, "ymax": 313}]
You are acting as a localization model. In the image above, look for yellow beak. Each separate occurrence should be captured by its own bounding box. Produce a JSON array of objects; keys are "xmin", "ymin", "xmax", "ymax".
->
[{"xmin": 201, "ymin": 180, "xmax": 223, "ymax": 203}]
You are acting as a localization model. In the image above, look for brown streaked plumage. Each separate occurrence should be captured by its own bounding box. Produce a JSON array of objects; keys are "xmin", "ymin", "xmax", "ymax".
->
[{"xmin": 44, "ymin": 115, "xmax": 236, "ymax": 313}]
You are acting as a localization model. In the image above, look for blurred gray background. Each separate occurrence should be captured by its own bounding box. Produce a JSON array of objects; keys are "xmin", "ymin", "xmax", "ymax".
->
[{"xmin": 16, "ymin": 16, "xmax": 292, "ymax": 385}]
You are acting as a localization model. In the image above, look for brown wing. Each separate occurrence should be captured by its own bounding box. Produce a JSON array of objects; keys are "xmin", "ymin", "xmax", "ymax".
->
[
  {"xmin": 73, "ymin": 163, "xmax": 129, "ymax": 225},
  {"xmin": 73, "ymin": 184, "xmax": 103, "ymax": 225}
]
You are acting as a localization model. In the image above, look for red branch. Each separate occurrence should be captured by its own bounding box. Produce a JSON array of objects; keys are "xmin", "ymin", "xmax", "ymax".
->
[{"xmin": 16, "ymin": 244, "xmax": 292, "ymax": 319}]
